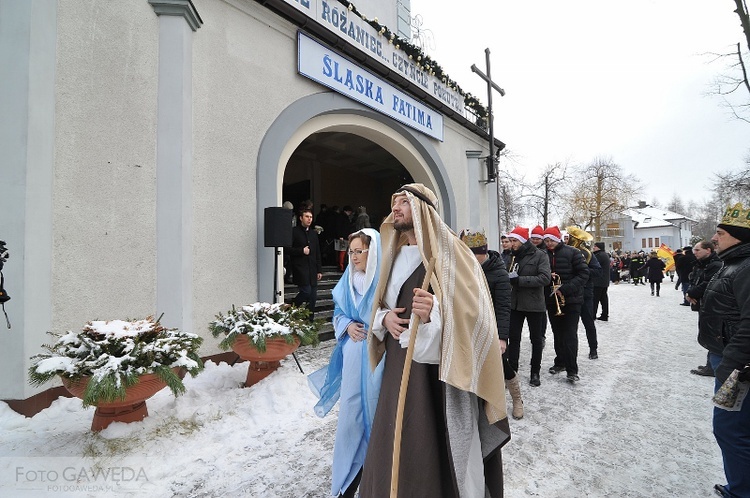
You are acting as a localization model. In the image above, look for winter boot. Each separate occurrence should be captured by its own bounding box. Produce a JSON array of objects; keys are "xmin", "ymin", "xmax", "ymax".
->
[{"xmin": 506, "ymin": 376, "xmax": 524, "ymax": 419}]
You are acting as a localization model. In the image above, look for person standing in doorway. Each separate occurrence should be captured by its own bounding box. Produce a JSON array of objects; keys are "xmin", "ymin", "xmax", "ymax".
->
[{"xmin": 290, "ymin": 207, "xmax": 322, "ymax": 315}]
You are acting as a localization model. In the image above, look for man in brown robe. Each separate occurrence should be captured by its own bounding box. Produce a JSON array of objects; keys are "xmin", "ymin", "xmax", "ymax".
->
[{"xmin": 360, "ymin": 184, "xmax": 510, "ymax": 498}]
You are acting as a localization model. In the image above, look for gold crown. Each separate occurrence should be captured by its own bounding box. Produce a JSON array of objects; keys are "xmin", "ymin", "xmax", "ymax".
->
[
  {"xmin": 720, "ymin": 203, "xmax": 750, "ymax": 229},
  {"xmin": 460, "ymin": 229, "xmax": 488, "ymax": 248}
]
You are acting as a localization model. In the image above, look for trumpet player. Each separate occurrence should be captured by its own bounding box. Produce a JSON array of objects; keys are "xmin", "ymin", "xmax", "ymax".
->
[{"xmin": 543, "ymin": 226, "xmax": 589, "ymax": 383}]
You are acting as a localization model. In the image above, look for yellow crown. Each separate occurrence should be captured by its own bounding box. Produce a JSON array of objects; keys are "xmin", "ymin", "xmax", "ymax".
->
[
  {"xmin": 460, "ymin": 229, "xmax": 488, "ymax": 248},
  {"xmin": 720, "ymin": 203, "xmax": 750, "ymax": 229}
]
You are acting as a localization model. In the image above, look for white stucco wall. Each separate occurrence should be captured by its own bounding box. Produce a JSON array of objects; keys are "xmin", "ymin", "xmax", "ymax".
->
[
  {"xmin": 53, "ymin": 0, "xmax": 159, "ymax": 331},
  {"xmin": 5, "ymin": 0, "xmax": 496, "ymax": 399}
]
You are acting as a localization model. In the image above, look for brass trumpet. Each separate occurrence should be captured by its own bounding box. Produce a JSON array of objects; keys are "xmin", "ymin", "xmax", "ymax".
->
[{"xmin": 551, "ymin": 274, "xmax": 565, "ymax": 316}]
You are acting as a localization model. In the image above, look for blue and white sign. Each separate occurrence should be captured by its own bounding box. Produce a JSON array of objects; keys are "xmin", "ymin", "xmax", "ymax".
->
[
  {"xmin": 298, "ymin": 32, "xmax": 444, "ymax": 141},
  {"xmin": 281, "ymin": 0, "xmax": 464, "ymax": 116}
]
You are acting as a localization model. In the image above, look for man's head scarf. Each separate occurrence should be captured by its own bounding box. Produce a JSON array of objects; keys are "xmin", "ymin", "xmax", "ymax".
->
[{"xmin": 368, "ymin": 183, "xmax": 507, "ymax": 423}]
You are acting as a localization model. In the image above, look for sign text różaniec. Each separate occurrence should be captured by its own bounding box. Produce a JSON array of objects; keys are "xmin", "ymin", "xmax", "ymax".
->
[{"xmin": 282, "ymin": 0, "xmax": 464, "ymax": 116}]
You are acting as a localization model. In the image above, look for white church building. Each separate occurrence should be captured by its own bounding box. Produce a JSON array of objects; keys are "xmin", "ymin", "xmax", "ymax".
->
[{"xmin": 0, "ymin": 0, "xmax": 505, "ymax": 410}]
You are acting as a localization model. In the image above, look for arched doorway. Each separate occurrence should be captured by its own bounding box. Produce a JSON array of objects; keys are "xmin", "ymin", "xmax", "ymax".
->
[
  {"xmin": 257, "ymin": 92, "xmax": 456, "ymax": 302},
  {"xmin": 283, "ymin": 131, "xmax": 413, "ymax": 239}
]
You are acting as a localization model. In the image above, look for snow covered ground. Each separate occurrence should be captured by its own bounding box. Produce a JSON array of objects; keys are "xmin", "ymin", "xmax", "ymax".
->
[{"xmin": 0, "ymin": 281, "xmax": 726, "ymax": 497}]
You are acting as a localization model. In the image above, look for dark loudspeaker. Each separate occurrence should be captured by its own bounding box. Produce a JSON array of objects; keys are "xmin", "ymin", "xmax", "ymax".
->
[{"xmin": 264, "ymin": 207, "xmax": 293, "ymax": 247}]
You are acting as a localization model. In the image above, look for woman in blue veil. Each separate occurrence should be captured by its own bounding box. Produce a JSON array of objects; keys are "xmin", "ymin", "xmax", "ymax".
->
[{"xmin": 308, "ymin": 228, "xmax": 382, "ymax": 498}]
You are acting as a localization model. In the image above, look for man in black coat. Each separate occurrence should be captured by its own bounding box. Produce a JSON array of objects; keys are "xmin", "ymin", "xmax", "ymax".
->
[
  {"xmin": 543, "ymin": 226, "xmax": 589, "ymax": 383},
  {"xmin": 289, "ymin": 208, "xmax": 322, "ymax": 314},
  {"xmin": 676, "ymin": 246, "xmax": 696, "ymax": 305},
  {"xmin": 687, "ymin": 240, "xmax": 723, "ymax": 377},
  {"xmin": 592, "ymin": 242, "xmax": 611, "ymax": 321},
  {"xmin": 698, "ymin": 204, "xmax": 750, "ymax": 498},
  {"xmin": 505, "ymin": 226, "xmax": 551, "ymax": 387}
]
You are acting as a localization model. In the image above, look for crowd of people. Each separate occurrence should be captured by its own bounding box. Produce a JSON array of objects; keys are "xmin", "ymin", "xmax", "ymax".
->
[{"xmin": 288, "ymin": 189, "xmax": 748, "ymax": 498}]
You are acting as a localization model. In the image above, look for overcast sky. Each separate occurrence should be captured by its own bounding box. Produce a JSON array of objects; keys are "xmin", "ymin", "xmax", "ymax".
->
[{"xmin": 410, "ymin": 0, "xmax": 749, "ymax": 207}]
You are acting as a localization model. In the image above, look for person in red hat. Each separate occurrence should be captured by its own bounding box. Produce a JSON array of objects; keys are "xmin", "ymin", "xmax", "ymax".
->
[
  {"xmin": 542, "ymin": 226, "xmax": 589, "ymax": 383},
  {"xmin": 505, "ymin": 226, "xmax": 552, "ymax": 387},
  {"xmin": 530, "ymin": 225, "xmax": 545, "ymax": 249}
]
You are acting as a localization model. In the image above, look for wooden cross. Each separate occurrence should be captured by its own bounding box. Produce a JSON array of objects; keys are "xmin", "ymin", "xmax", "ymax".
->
[{"xmin": 471, "ymin": 48, "xmax": 505, "ymax": 182}]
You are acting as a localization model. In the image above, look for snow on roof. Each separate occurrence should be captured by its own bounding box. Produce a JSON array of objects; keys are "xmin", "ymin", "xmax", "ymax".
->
[
  {"xmin": 622, "ymin": 208, "xmax": 673, "ymax": 229},
  {"xmin": 636, "ymin": 206, "xmax": 697, "ymax": 223}
]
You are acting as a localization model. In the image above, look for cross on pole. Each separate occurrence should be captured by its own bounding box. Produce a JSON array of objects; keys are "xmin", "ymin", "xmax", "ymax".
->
[{"xmin": 471, "ymin": 48, "xmax": 505, "ymax": 182}]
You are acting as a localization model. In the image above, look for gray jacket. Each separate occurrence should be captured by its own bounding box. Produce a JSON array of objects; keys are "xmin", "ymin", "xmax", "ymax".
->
[{"xmin": 510, "ymin": 241, "xmax": 551, "ymax": 312}]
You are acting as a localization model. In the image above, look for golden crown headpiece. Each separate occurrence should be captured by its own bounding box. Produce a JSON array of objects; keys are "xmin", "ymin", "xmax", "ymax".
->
[
  {"xmin": 460, "ymin": 229, "xmax": 488, "ymax": 248},
  {"xmin": 719, "ymin": 203, "xmax": 750, "ymax": 230},
  {"xmin": 565, "ymin": 226, "xmax": 593, "ymax": 243}
]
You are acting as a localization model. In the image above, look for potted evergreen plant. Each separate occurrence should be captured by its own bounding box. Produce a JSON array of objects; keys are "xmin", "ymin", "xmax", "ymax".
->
[
  {"xmin": 209, "ymin": 302, "xmax": 320, "ymax": 387},
  {"xmin": 29, "ymin": 315, "xmax": 203, "ymax": 431}
]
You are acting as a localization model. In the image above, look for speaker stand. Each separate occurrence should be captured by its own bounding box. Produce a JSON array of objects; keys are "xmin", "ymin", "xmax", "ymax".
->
[{"xmin": 274, "ymin": 246, "xmax": 304, "ymax": 374}]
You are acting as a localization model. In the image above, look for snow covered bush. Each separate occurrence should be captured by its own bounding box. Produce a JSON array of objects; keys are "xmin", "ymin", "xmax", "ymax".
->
[
  {"xmin": 28, "ymin": 316, "xmax": 203, "ymax": 406},
  {"xmin": 209, "ymin": 302, "xmax": 321, "ymax": 353}
]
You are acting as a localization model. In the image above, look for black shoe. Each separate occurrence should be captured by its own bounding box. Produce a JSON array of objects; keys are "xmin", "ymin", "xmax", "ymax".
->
[
  {"xmin": 691, "ymin": 366, "xmax": 715, "ymax": 377},
  {"xmin": 566, "ymin": 373, "xmax": 580, "ymax": 383},
  {"xmin": 714, "ymin": 484, "xmax": 729, "ymax": 497},
  {"xmin": 589, "ymin": 351, "xmax": 598, "ymax": 360},
  {"xmin": 596, "ymin": 316, "xmax": 608, "ymax": 321},
  {"xmin": 549, "ymin": 365, "xmax": 565, "ymax": 375},
  {"xmin": 679, "ymin": 302, "xmax": 691, "ymax": 306},
  {"xmin": 651, "ymin": 291, "xmax": 654, "ymax": 296},
  {"xmin": 529, "ymin": 373, "xmax": 541, "ymax": 387}
]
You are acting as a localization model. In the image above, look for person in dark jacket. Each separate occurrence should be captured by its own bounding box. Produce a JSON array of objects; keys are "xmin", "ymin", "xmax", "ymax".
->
[
  {"xmin": 641, "ymin": 251, "xmax": 666, "ymax": 296},
  {"xmin": 543, "ymin": 226, "xmax": 589, "ymax": 383},
  {"xmin": 592, "ymin": 242, "xmax": 611, "ymax": 320},
  {"xmin": 629, "ymin": 251, "xmax": 645, "ymax": 285},
  {"xmin": 567, "ymin": 227, "xmax": 602, "ymax": 360},
  {"xmin": 698, "ymin": 205, "xmax": 750, "ymax": 498},
  {"xmin": 505, "ymin": 226, "xmax": 552, "ymax": 387},
  {"xmin": 687, "ymin": 240, "xmax": 723, "ymax": 377},
  {"xmin": 289, "ymin": 208, "xmax": 323, "ymax": 315},
  {"xmin": 676, "ymin": 246, "xmax": 697, "ymax": 305},
  {"xmin": 461, "ymin": 229, "xmax": 524, "ymax": 419}
]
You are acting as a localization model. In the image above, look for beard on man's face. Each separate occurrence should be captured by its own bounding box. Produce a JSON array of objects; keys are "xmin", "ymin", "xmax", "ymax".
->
[{"xmin": 394, "ymin": 219, "xmax": 414, "ymax": 232}]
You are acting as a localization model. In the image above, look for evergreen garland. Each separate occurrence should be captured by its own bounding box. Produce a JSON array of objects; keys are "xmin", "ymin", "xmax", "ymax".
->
[
  {"xmin": 29, "ymin": 316, "xmax": 203, "ymax": 407},
  {"xmin": 335, "ymin": 0, "xmax": 489, "ymax": 124}
]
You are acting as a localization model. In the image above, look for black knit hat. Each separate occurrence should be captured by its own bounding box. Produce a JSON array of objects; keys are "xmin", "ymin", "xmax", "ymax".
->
[{"xmin": 594, "ymin": 242, "xmax": 605, "ymax": 251}]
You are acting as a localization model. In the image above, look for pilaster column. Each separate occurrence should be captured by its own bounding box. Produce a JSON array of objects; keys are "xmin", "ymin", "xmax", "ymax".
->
[{"xmin": 149, "ymin": 0, "xmax": 202, "ymax": 332}]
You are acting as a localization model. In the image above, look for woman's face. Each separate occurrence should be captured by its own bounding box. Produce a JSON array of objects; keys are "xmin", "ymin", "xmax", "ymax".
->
[
  {"xmin": 501, "ymin": 238, "xmax": 511, "ymax": 250},
  {"xmin": 349, "ymin": 237, "xmax": 369, "ymax": 272}
]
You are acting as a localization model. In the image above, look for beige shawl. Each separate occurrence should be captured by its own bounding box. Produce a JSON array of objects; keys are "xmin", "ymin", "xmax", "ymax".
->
[{"xmin": 368, "ymin": 183, "xmax": 507, "ymax": 423}]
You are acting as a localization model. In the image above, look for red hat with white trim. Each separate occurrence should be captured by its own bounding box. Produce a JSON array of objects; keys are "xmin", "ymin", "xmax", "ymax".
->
[
  {"xmin": 543, "ymin": 226, "xmax": 562, "ymax": 243},
  {"xmin": 507, "ymin": 226, "xmax": 529, "ymax": 244},
  {"xmin": 530, "ymin": 225, "xmax": 545, "ymax": 239}
]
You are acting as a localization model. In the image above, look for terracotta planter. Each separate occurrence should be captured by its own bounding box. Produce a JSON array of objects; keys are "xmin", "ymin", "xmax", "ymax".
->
[
  {"xmin": 230, "ymin": 335, "xmax": 300, "ymax": 387},
  {"xmin": 62, "ymin": 368, "xmax": 182, "ymax": 431}
]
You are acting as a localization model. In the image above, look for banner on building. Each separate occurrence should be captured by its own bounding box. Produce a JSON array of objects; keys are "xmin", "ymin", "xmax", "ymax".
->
[
  {"xmin": 283, "ymin": 0, "xmax": 465, "ymax": 116},
  {"xmin": 298, "ymin": 32, "xmax": 444, "ymax": 141}
]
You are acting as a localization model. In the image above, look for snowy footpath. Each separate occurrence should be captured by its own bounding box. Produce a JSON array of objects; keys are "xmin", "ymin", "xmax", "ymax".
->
[{"xmin": 0, "ymin": 282, "xmax": 725, "ymax": 497}]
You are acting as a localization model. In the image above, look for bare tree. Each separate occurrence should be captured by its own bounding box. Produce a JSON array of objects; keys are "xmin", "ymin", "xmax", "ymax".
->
[
  {"xmin": 563, "ymin": 157, "xmax": 643, "ymax": 238},
  {"xmin": 495, "ymin": 150, "xmax": 526, "ymax": 231},
  {"xmin": 521, "ymin": 163, "xmax": 568, "ymax": 227},
  {"xmin": 713, "ymin": 166, "xmax": 750, "ymax": 206},
  {"xmin": 666, "ymin": 194, "xmax": 687, "ymax": 215}
]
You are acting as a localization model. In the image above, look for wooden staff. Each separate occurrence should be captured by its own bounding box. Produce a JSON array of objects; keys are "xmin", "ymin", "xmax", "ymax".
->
[{"xmin": 390, "ymin": 257, "xmax": 436, "ymax": 498}]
